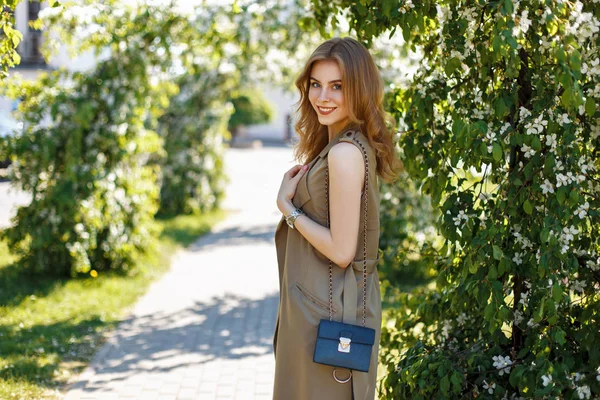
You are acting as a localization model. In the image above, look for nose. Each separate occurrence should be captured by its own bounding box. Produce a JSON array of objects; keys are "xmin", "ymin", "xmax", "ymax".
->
[{"xmin": 317, "ymin": 87, "xmax": 330, "ymax": 103}]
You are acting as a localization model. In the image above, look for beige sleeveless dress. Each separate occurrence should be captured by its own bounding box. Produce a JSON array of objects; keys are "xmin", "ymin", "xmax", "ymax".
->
[{"xmin": 272, "ymin": 123, "xmax": 382, "ymax": 400}]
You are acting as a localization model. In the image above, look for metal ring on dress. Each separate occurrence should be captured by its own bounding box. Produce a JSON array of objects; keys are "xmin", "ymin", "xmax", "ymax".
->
[{"xmin": 333, "ymin": 368, "xmax": 352, "ymax": 384}]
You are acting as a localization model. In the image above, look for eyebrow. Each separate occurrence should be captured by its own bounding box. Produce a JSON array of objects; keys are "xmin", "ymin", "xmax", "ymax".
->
[{"xmin": 309, "ymin": 77, "xmax": 342, "ymax": 84}]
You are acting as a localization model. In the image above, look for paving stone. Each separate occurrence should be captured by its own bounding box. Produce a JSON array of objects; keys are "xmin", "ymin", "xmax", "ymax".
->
[{"xmin": 62, "ymin": 146, "xmax": 291, "ymax": 399}]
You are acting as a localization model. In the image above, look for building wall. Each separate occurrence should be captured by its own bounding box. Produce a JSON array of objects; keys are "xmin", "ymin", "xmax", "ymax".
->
[{"xmin": 244, "ymin": 84, "xmax": 300, "ymax": 142}]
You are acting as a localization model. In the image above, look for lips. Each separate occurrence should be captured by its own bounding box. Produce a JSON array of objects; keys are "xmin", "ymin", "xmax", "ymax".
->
[{"xmin": 317, "ymin": 106, "xmax": 336, "ymax": 116}]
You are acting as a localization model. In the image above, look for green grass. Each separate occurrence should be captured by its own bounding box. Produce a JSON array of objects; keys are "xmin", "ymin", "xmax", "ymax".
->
[{"xmin": 0, "ymin": 208, "xmax": 228, "ymax": 400}]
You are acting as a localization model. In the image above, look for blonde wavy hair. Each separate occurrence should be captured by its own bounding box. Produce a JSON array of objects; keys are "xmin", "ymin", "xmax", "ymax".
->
[{"xmin": 292, "ymin": 36, "xmax": 403, "ymax": 184}]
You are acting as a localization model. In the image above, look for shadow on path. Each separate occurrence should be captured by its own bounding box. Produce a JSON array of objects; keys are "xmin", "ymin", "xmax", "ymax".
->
[
  {"xmin": 68, "ymin": 292, "xmax": 278, "ymax": 393},
  {"xmin": 187, "ymin": 223, "xmax": 278, "ymax": 252}
]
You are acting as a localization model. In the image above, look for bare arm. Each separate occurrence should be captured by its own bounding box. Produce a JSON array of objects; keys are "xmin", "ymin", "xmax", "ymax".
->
[{"xmin": 279, "ymin": 142, "xmax": 364, "ymax": 268}]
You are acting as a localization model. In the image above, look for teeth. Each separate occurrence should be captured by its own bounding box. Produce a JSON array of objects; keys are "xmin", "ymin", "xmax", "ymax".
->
[{"xmin": 319, "ymin": 107, "xmax": 335, "ymax": 112}]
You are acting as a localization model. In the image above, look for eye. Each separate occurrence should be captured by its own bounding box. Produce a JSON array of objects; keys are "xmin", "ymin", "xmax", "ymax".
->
[
  {"xmin": 333, "ymin": 84, "xmax": 342, "ymax": 90},
  {"xmin": 310, "ymin": 82, "xmax": 320, "ymax": 88}
]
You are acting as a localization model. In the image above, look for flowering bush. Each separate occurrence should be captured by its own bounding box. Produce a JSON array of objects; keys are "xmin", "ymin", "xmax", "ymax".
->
[
  {"xmin": 0, "ymin": 2, "xmax": 187, "ymax": 277},
  {"xmin": 311, "ymin": 0, "xmax": 600, "ymax": 398},
  {"xmin": 156, "ymin": 71, "xmax": 234, "ymax": 216}
]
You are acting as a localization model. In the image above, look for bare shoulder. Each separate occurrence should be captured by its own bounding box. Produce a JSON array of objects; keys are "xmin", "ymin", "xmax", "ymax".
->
[
  {"xmin": 328, "ymin": 142, "xmax": 365, "ymax": 177},
  {"xmin": 328, "ymin": 141, "xmax": 363, "ymax": 164}
]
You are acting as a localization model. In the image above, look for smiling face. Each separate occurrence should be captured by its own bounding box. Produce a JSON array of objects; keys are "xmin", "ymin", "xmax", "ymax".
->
[{"xmin": 308, "ymin": 59, "xmax": 350, "ymax": 141}]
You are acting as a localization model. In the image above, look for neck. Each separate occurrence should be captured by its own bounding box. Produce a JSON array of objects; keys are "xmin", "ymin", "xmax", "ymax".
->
[{"xmin": 327, "ymin": 118, "xmax": 352, "ymax": 142}]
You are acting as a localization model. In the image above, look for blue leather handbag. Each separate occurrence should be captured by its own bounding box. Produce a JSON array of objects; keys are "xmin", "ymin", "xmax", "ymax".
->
[
  {"xmin": 312, "ymin": 136, "xmax": 375, "ymax": 383},
  {"xmin": 313, "ymin": 319, "xmax": 375, "ymax": 373}
]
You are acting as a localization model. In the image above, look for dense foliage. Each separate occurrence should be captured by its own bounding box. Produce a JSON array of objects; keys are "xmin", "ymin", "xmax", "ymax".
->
[
  {"xmin": 227, "ymin": 88, "xmax": 274, "ymax": 134},
  {"xmin": 0, "ymin": 2, "xmax": 186, "ymax": 277},
  {"xmin": 310, "ymin": 1, "xmax": 600, "ymax": 398},
  {"xmin": 0, "ymin": 0, "xmax": 26, "ymax": 78},
  {"xmin": 156, "ymin": 71, "xmax": 233, "ymax": 216},
  {"xmin": 378, "ymin": 171, "xmax": 439, "ymax": 297}
]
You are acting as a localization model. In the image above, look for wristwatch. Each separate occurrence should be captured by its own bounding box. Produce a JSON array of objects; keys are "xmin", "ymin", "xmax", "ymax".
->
[{"xmin": 285, "ymin": 208, "xmax": 305, "ymax": 229}]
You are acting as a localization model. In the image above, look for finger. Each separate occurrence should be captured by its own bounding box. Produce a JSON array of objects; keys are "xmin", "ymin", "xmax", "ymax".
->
[
  {"xmin": 286, "ymin": 165, "xmax": 302, "ymax": 177},
  {"xmin": 294, "ymin": 165, "xmax": 308, "ymax": 179}
]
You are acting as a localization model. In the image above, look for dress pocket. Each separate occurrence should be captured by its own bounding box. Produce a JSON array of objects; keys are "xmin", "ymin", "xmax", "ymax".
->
[{"xmin": 292, "ymin": 282, "xmax": 337, "ymax": 316}]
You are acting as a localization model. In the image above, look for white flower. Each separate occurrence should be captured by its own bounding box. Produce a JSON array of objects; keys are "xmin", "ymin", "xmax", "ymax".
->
[
  {"xmin": 542, "ymin": 374, "xmax": 553, "ymax": 387},
  {"xmin": 557, "ymin": 113, "xmax": 571, "ymax": 126},
  {"xmin": 457, "ymin": 312, "xmax": 468, "ymax": 325},
  {"xmin": 575, "ymin": 202, "xmax": 589, "ymax": 218},
  {"xmin": 556, "ymin": 173, "xmax": 570, "ymax": 187},
  {"xmin": 519, "ymin": 106, "xmax": 532, "ymax": 123},
  {"xmin": 587, "ymin": 258, "xmax": 600, "ymax": 272},
  {"xmin": 514, "ymin": 310, "xmax": 524, "ymax": 325},
  {"xmin": 492, "ymin": 355, "xmax": 513, "ymax": 375},
  {"xmin": 562, "ymin": 225, "xmax": 580, "ymax": 242},
  {"xmin": 518, "ymin": 290, "xmax": 529, "ymax": 305},
  {"xmin": 545, "ymin": 133, "xmax": 557, "ymax": 151},
  {"xmin": 527, "ymin": 318, "xmax": 538, "ymax": 328},
  {"xmin": 540, "ymin": 179, "xmax": 555, "ymax": 194},
  {"xmin": 483, "ymin": 380, "xmax": 496, "ymax": 394},
  {"xmin": 521, "ymin": 144, "xmax": 535, "ymax": 158},
  {"xmin": 452, "ymin": 210, "xmax": 469, "ymax": 227},
  {"xmin": 518, "ymin": 10, "xmax": 532, "ymax": 34},
  {"xmin": 441, "ymin": 320, "xmax": 452, "ymax": 339},
  {"xmin": 576, "ymin": 385, "xmax": 591, "ymax": 399},
  {"xmin": 571, "ymin": 280, "xmax": 587, "ymax": 293},
  {"xmin": 513, "ymin": 252, "xmax": 523, "ymax": 265}
]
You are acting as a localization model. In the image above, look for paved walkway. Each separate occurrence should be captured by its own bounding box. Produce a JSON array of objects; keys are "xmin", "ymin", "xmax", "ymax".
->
[{"xmin": 63, "ymin": 142, "xmax": 296, "ymax": 400}]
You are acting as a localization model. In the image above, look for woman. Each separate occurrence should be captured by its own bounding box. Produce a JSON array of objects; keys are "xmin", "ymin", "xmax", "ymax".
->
[{"xmin": 273, "ymin": 37, "xmax": 402, "ymax": 399}]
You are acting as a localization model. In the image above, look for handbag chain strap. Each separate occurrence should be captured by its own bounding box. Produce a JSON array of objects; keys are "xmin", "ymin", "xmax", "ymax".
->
[{"xmin": 325, "ymin": 135, "xmax": 369, "ymax": 327}]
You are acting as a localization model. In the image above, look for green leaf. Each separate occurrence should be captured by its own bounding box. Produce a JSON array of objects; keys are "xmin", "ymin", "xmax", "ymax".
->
[
  {"xmin": 523, "ymin": 200, "xmax": 533, "ymax": 215},
  {"xmin": 488, "ymin": 265, "xmax": 498, "ymax": 280},
  {"xmin": 232, "ymin": 0, "xmax": 242, "ymax": 13},
  {"xmin": 382, "ymin": 0, "xmax": 393, "ymax": 17},
  {"xmin": 445, "ymin": 57, "xmax": 462, "ymax": 77},
  {"xmin": 552, "ymin": 283, "xmax": 562, "ymax": 302},
  {"xmin": 440, "ymin": 375, "xmax": 450, "ymax": 394},
  {"xmin": 503, "ymin": 0, "xmax": 514, "ymax": 15},
  {"xmin": 569, "ymin": 189, "xmax": 579, "ymax": 204},
  {"xmin": 552, "ymin": 327, "xmax": 566, "ymax": 345},
  {"xmin": 484, "ymin": 302, "xmax": 495, "ymax": 321},
  {"xmin": 498, "ymin": 258, "xmax": 506, "ymax": 276},
  {"xmin": 492, "ymin": 142, "xmax": 502, "ymax": 161},
  {"xmin": 466, "ymin": 255, "xmax": 477, "ymax": 274},
  {"xmin": 494, "ymin": 98, "xmax": 507, "ymax": 117},
  {"xmin": 531, "ymin": 136, "xmax": 541, "ymax": 151},
  {"xmin": 492, "ymin": 245, "xmax": 503, "ymax": 260},
  {"xmin": 540, "ymin": 228, "xmax": 550, "ymax": 243},
  {"xmin": 534, "ymin": 298, "xmax": 545, "ymax": 322},
  {"xmin": 556, "ymin": 187, "xmax": 566, "ymax": 204},
  {"xmin": 509, "ymin": 365, "xmax": 525, "ymax": 388},
  {"xmin": 450, "ymin": 371, "xmax": 462, "ymax": 394},
  {"xmin": 585, "ymin": 97, "xmax": 596, "ymax": 117}
]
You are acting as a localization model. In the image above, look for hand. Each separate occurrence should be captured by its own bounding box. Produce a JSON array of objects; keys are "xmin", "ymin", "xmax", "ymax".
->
[{"xmin": 277, "ymin": 164, "xmax": 308, "ymax": 214}]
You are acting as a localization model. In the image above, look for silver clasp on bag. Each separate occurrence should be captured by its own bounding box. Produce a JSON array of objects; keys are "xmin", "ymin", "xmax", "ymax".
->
[{"xmin": 338, "ymin": 337, "xmax": 351, "ymax": 353}]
